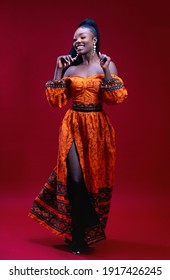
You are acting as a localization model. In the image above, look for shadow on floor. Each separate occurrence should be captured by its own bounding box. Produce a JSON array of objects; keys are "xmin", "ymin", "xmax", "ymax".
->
[{"xmin": 28, "ymin": 237, "xmax": 170, "ymax": 259}]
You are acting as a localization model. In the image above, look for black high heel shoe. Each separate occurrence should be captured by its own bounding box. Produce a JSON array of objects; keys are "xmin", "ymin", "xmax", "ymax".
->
[
  {"xmin": 71, "ymin": 240, "xmax": 89, "ymax": 255},
  {"xmin": 71, "ymin": 242, "xmax": 81, "ymax": 255},
  {"xmin": 72, "ymin": 246, "xmax": 81, "ymax": 255},
  {"xmin": 64, "ymin": 238, "xmax": 83, "ymax": 254}
]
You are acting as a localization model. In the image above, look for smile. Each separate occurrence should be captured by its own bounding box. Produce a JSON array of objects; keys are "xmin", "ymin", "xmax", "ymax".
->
[{"xmin": 75, "ymin": 45, "xmax": 84, "ymax": 50}]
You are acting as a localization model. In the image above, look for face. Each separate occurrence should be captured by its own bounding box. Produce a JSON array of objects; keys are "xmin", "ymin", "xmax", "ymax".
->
[{"xmin": 73, "ymin": 27, "xmax": 96, "ymax": 55}]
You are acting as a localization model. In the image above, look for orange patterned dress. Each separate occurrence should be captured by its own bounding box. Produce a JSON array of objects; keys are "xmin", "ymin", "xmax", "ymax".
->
[{"xmin": 29, "ymin": 74, "xmax": 128, "ymax": 245}]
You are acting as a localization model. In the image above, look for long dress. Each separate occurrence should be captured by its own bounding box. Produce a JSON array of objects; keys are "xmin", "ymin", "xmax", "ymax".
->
[{"xmin": 29, "ymin": 73, "xmax": 128, "ymax": 245}]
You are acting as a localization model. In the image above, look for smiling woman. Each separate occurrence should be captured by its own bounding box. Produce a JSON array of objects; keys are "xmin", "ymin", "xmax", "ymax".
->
[{"xmin": 29, "ymin": 18, "xmax": 128, "ymax": 255}]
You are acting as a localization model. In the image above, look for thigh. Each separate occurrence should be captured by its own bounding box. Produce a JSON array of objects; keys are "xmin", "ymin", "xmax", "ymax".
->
[{"xmin": 66, "ymin": 141, "xmax": 83, "ymax": 184}]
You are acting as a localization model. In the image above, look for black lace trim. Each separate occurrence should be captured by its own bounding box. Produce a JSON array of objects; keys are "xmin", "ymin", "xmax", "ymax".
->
[
  {"xmin": 101, "ymin": 78, "xmax": 123, "ymax": 91},
  {"xmin": 72, "ymin": 103, "xmax": 103, "ymax": 112},
  {"xmin": 45, "ymin": 79, "xmax": 66, "ymax": 88}
]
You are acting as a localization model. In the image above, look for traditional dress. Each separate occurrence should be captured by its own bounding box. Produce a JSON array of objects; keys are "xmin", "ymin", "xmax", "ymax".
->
[{"xmin": 29, "ymin": 74, "xmax": 128, "ymax": 245}]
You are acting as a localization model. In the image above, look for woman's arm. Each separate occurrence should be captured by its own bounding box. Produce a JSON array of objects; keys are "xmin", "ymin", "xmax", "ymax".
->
[
  {"xmin": 99, "ymin": 52, "xmax": 118, "ymax": 79},
  {"xmin": 53, "ymin": 55, "xmax": 77, "ymax": 80}
]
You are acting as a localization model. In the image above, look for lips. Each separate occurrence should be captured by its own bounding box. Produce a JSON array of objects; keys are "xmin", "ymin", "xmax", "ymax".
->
[{"xmin": 76, "ymin": 45, "xmax": 84, "ymax": 51}]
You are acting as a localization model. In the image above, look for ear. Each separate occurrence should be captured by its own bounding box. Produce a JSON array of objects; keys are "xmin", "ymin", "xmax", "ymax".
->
[{"xmin": 93, "ymin": 37, "xmax": 97, "ymax": 43}]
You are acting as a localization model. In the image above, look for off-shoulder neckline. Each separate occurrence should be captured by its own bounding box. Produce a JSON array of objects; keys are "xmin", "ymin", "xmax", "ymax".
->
[{"xmin": 65, "ymin": 74, "xmax": 104, "ymax": 79}]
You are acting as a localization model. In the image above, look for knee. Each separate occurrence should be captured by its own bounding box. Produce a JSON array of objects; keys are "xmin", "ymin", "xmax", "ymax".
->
[{"xmin": 69, "ymin": 175, "xmax": 82, "ymax": 187}]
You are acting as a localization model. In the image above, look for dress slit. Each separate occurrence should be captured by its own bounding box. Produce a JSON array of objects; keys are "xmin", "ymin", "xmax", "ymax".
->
[{"xmin": 66, "ymin": 140, "xmax": 100, "ymax": 231}]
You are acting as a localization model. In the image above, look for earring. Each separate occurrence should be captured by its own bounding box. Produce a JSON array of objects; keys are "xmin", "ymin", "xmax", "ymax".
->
[{"xmin": 93, "ymin": 43, "xmax": 96, "ymax": 56}]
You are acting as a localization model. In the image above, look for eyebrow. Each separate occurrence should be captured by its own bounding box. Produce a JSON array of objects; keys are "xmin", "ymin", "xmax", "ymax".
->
[{"xmin": 73, "ymin": 32, "xmax": 87, "ymax": 39}]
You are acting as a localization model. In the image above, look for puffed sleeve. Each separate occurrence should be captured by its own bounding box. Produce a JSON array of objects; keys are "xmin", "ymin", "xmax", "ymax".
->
[
  {"xmin": 100, "ymin": 74, "xmax": 128, "ymax": 104},
  {"xmin": 45, "ymin": 77, "xmax": 71, "ymax": 108}
]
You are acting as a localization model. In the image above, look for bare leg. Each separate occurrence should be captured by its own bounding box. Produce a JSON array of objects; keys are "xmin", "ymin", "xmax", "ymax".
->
[
  {"xmin": 66, "ymin": 141, "xmax": 100, "ymax": 253},
  {"xmin": 66, "ymin": 141, "xmax": 83, "ymax": 186},
  {"xmin": 66, "ymin": 141, "xmax": 86, "ymax": 253}
]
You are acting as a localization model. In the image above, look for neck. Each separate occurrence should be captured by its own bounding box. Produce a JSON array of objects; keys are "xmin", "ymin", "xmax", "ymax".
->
[{"xmin": 81, "ymin": 52, "xmax": 99, "ymax": 65}]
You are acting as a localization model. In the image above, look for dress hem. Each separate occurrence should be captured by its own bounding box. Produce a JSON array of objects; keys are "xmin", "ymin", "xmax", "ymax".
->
[
  {"xmin": 28, "ymin": 212, "xmax": 106, "ymax": 245},
  {"xmin": 28, "ymin": 212, "xmax": 72, "ymax": 240}
]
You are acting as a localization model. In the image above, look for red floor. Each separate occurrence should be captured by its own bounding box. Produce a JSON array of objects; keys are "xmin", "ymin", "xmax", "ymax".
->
[{"xmin": 1, "ymin": 182, "xmax": 170, "ymax": 260}]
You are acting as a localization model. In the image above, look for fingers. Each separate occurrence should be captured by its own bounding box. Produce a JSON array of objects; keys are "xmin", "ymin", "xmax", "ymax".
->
[
  {"xmin": 72, "ymin": 53, "xmax": 79, "ymax": 61},
  {"xmin": 57, "ymin": 55, "xmax": 75, "ymax": 69},
  {"xmin": 60, "ymin": 55, "xmax": 73, "ymax": 67},
  {"xmin": 99, "ymin": 53, "xmax": 111, "ymax": 63},
  {"xmin": 99, "ymin": 52, "xmax": 111, "ymax": 68}
]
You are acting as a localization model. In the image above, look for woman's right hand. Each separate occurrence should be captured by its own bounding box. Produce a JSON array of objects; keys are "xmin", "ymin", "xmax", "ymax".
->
[{"xmin": 56, "ymin": 55, "xmax": 77, "ymax": 69}]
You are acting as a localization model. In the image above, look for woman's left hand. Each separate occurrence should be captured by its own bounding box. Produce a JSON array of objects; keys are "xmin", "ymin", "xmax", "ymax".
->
[{"xmin": 99, "ymin": 52, "xmax": 111, "ymax": 70}]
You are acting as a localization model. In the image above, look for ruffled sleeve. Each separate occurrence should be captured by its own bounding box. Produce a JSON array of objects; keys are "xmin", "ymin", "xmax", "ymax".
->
[
  {"xmin": 45, "ymin": 77, "xmax": 71, "ymax": 108},
  {"xmin": 100, "ymin": 74, "xmax": 128, "ymax": 104}
]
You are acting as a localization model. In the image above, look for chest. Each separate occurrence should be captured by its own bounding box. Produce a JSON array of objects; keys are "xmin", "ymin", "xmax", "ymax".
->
[{"xmin": 71, "ymin": 65, "xmax": 103, "ymax": 78}]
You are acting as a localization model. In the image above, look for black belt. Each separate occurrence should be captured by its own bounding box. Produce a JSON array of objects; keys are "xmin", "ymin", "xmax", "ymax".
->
[{"xmin": 72, "ymin": 103, "xmax": 103, "ymax": 112}]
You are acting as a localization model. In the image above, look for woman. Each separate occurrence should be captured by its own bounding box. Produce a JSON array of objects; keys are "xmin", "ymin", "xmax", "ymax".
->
[{"xmin": 29, "ymin": 18, "xmax": 128, "ymax": 254}]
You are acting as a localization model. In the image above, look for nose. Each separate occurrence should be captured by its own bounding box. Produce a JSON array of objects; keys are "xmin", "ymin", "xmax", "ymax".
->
[
  {"xmin": 76, "ymin": 37, "xmax": 81, "ymax": 43},
  {"xmin": 73, "ymin": 36, "xmax": 82, "ymax": 47}
]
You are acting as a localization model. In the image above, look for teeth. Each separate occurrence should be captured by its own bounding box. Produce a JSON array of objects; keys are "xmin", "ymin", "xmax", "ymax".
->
[{"xmin": 76, "ymin": 45, "xmax": 84, "ymax": 49}]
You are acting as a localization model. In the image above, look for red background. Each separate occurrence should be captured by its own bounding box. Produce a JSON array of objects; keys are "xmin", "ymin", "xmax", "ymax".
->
[{"xmin": 1, "ymin": 0, "xmax": 170, "ymax": 259}]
